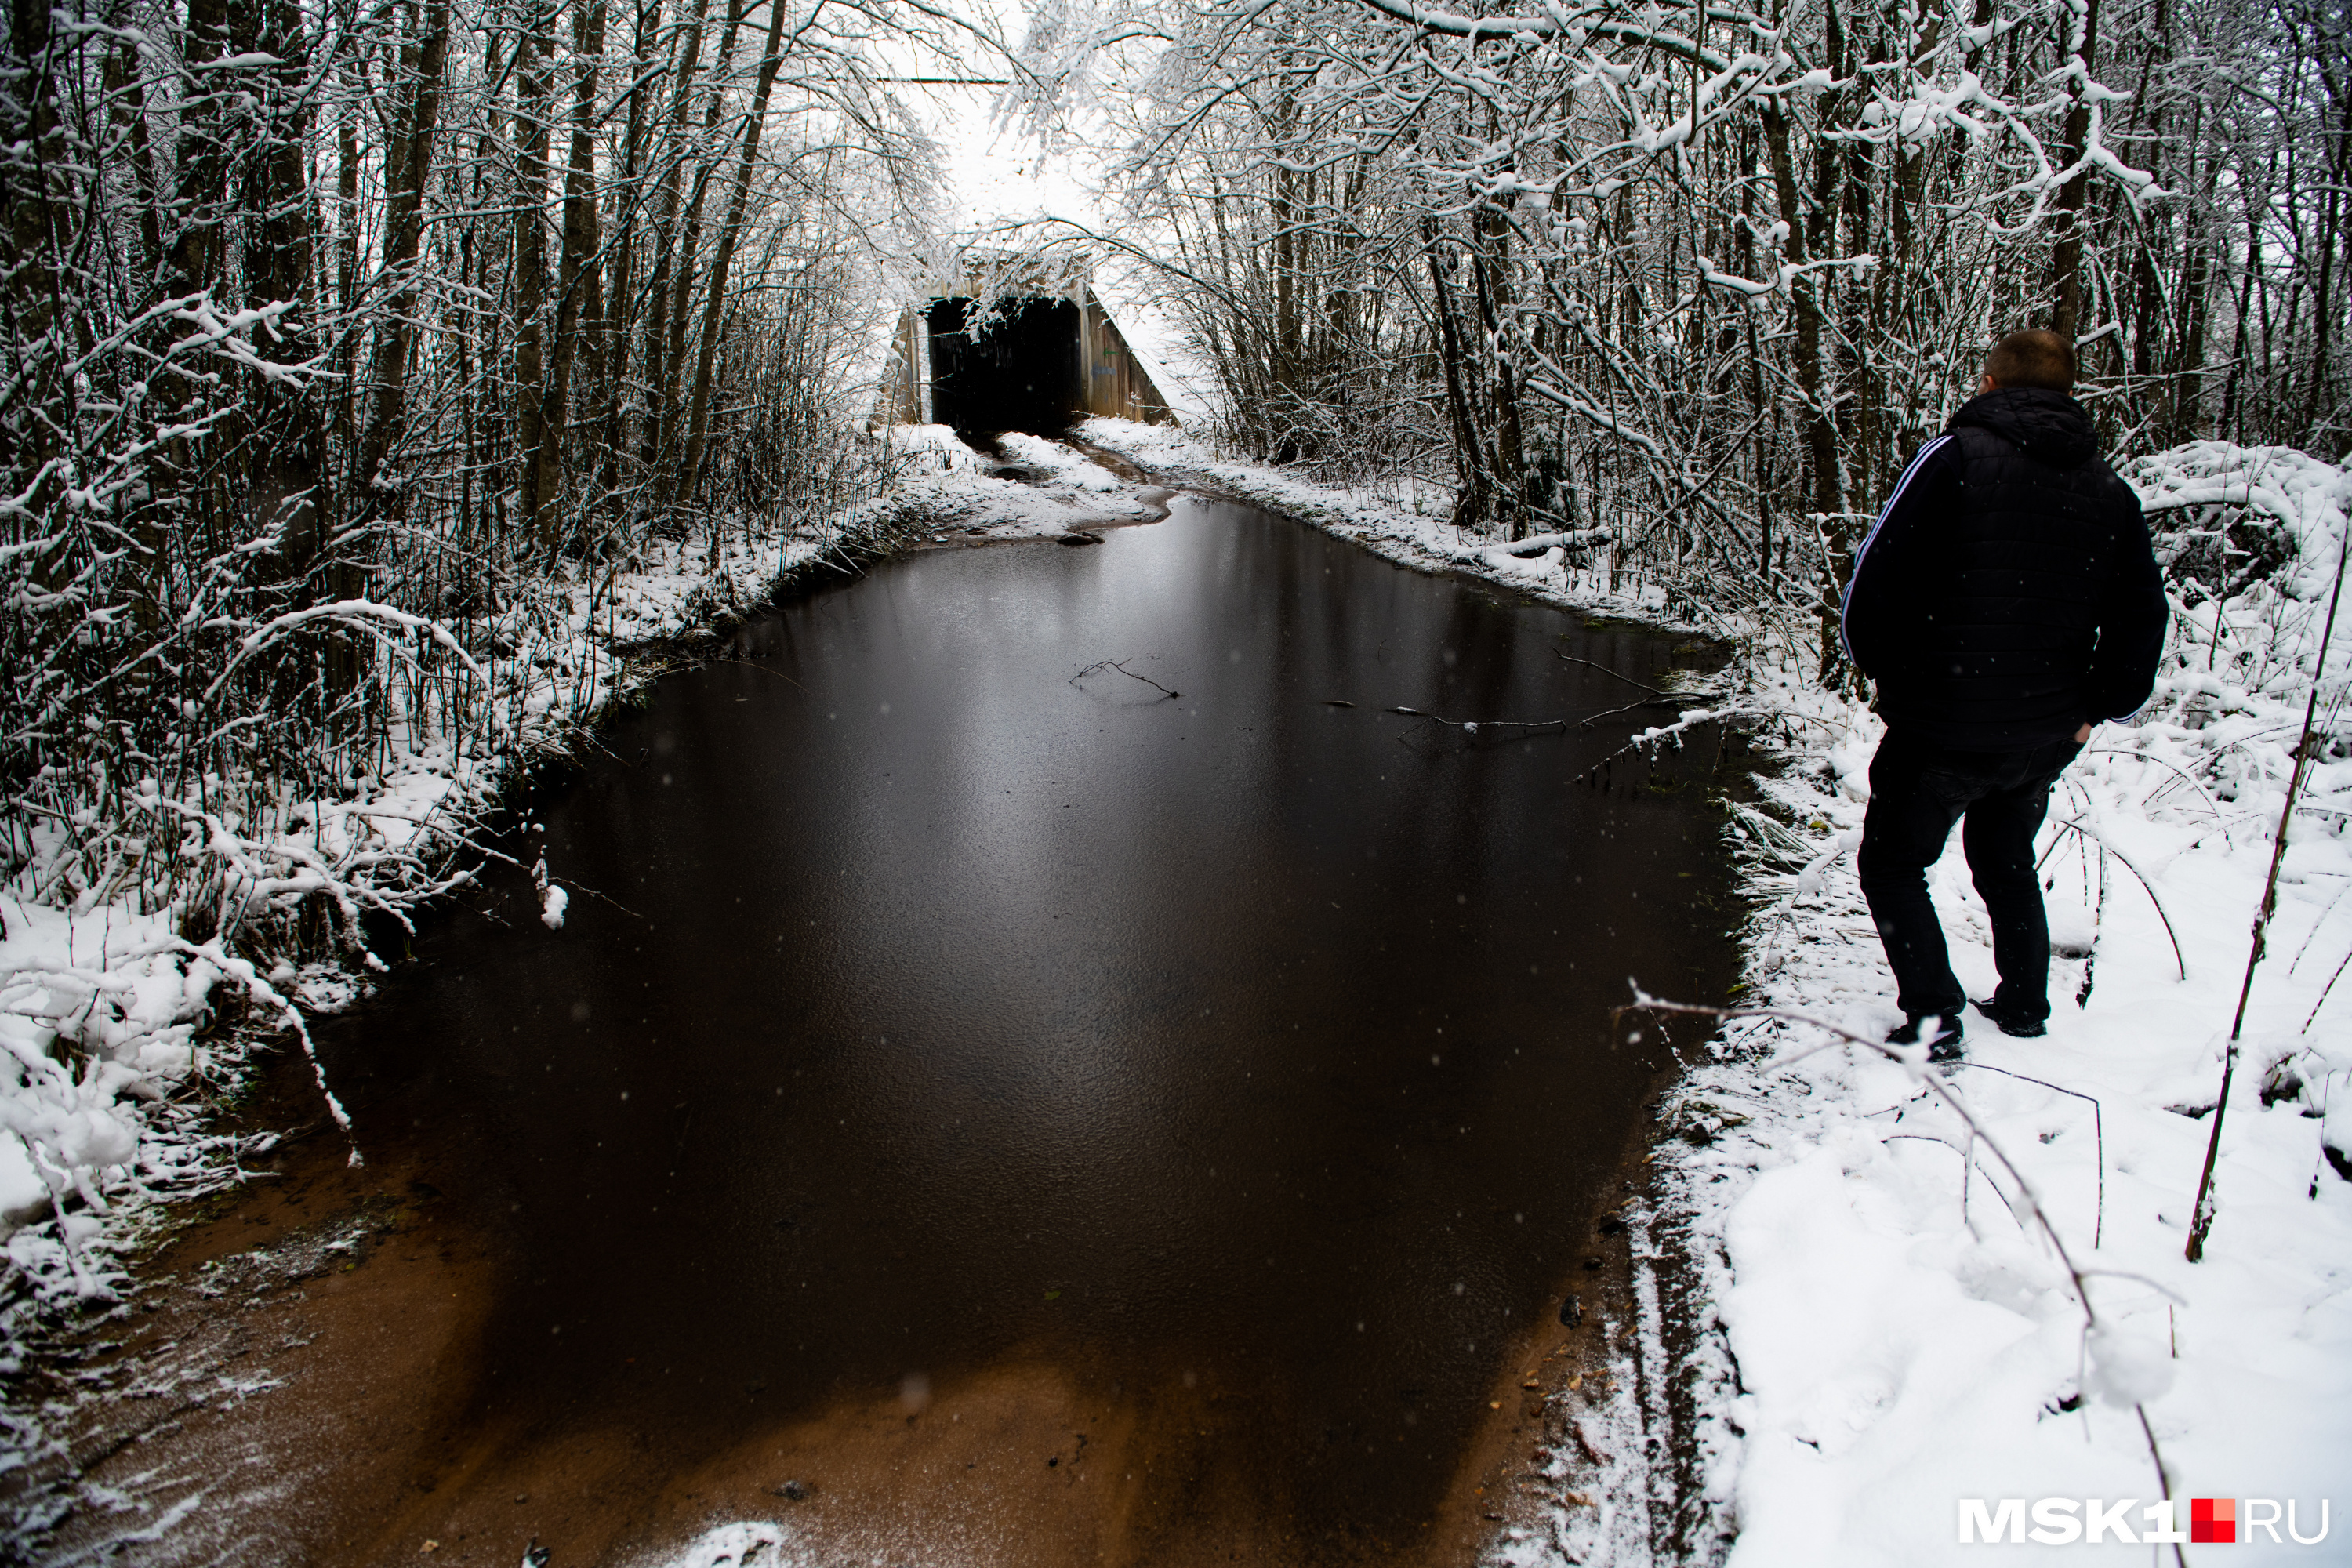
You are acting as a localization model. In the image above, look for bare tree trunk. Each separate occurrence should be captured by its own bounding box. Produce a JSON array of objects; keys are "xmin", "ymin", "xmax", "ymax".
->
[
  {"xmin": 535, "ymin": 0, "xmax": 607, "ymax": 559},
  {"xmin": 2, "ymin": 0, "xmax": 73, "ymax": 586},
  {"xmin": 2298, "ymin": 86, "xmax": 2347, "ymax": 440},
  {"xmin": 103, "ymin": 37, "xmax": 162, "ymax": 274},
  {"xmin": 2173, "ymin": 201, "xmax": 2212, "ymax": 437},
  {"xmin": 98, "ymin": 27, "xmax": 164, "ymax": 637},
  {"xmin": 600, "ymin": 0, "xmax": 665, "ymax": 512},
  {"xmin": 1425, "ymin": 222, "xmax": 1493, "ymax": 536},
  {"xmin": 1760, "ymin": 98, "xmax": 1849, "ymax": 683},
  {"xmin": 148, "ymin": 0, "xmax": 230, "ymax": 557},
  {"xmin": 354, "ymin": 0, "xmax": 451, "ymax": 508},
  {"xmin": 1472, "ymin": 194, "xmax": 1526, "ymax": 540},
  {"xmin": 2046, "ymin": 0, "xmax": 2102, "ymax": 338},
  {"xmin": 231, "ymin": 0, "xmax": 326, "ymax": 580},
  {"xmin": 334, "ymin": 68, "xmax": 361, "ymax": 463},
  {"xmin": 166, "ymin": 0, "xmax": 229, "ymax": 307},
  {"xmin": 472, "ymin": 26, "xmax": 510, "ymax": 554},
  {"xmin": 511, "ymin": 0, "xmax": 556, "ymax": 554},
  {"xmin": 653, "ymin": 0, "xmax": 743, "ymax": 499},
  {"xmin": 673, "ymin": 0, "xmax": 790, "ymax": 510}
]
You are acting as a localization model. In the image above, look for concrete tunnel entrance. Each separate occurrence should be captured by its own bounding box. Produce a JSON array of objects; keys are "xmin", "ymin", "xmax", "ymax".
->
[
  {"xmin": 924, "ymin": 297, "xmax": 1083, "ymax": 434},
  {"xmin": 884, "ymin": 260, "xmax": 1176, "ymax": 436}
]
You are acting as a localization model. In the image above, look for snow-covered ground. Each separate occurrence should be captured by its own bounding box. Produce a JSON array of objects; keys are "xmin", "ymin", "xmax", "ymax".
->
[
  {"xmin": 877, "ymin": 423, "xmax": 1169, "ymax": 536},
  {"xmin": 1662, "ymin": 670, "xmax": 2352, "ymax": 1566}
]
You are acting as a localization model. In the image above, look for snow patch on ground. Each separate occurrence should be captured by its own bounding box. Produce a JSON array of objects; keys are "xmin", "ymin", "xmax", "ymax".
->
[
  {"xmin": 0, "ymin": 895, "xmax": 260, "ymax": 1298},
  {"xmin": 637, "ymin": 1521, "xmax": 798, "ymax": 1567},
  {"xmin": 866, "ymin": 424, "xmax": 1162, "ymax": 539}
]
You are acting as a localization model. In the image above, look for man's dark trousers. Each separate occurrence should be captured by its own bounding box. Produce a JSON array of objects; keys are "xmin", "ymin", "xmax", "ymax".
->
[{"xmin": 1857, "ymin": 728, "xmax": 2083, "ymax": 1025}]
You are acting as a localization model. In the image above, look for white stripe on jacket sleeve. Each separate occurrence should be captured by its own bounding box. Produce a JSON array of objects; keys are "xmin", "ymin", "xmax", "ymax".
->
[{"xmin": 1839, "ymin": 433, "xmax": 1956, "ymax": 663}]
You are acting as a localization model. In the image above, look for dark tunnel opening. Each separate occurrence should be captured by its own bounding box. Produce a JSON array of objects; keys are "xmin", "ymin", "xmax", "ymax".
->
[{"xmin": 924, "ymin": 296, "xmax": 1082, "ymax": 435}]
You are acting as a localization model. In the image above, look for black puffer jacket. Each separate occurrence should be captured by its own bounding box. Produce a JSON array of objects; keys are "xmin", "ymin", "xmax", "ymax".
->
[{"xmin": 1841, "ymin": 387, "xmax": 2169, "ymax": 750}]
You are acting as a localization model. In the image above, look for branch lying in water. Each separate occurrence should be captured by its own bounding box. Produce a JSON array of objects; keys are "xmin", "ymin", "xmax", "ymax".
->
[
  {"xmin": 1552, "ymin": 650, "xmax": 1665, "ymax": 695},
  {"xmin": 1071, "ymin": 658, "xmax": 1180, "ymax": 700},
  {"xmin": 1385, "ymin": 706, "xmax": 1570, "ymax": 734},
  {"xmin": 1575, "ymin": 691, "xmax": 1729, "ymax": 728},
  {"xmin": 1448, "ymin": 528, "xmax": 1615, "ymax": 568},
  {"xmin": 1563, "ymin": 705, "xmax": 1754, "ymax": 783},
  {"xmin": 1382, "ymin": 693, "xmax": 1730, "ymax": 735}
]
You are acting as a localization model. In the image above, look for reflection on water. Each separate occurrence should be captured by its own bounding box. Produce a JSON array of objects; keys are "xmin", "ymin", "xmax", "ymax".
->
[{"xmin": 320, "ymin": 495, "xmax": 1734, "ymax": 1559}]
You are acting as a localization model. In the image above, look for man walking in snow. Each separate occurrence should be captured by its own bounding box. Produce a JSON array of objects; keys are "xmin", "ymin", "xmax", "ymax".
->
[{"xmin": 1840, "ymin": 329, "xmax": 2168, "ymax": 1059}]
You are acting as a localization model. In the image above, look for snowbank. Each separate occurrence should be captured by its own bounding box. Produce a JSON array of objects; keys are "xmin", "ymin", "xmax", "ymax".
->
[
  {"xmin": 1658, "ymin": 445, "xmax": 2352, "ymax": 1566},
  {"xmin": 1079, "ymin": 416, "xmax": 1711, "ymax": 630},
  {"xmin": 863, "ymin": 424, "xmax": 1164, "ymax": 536},
  {"xmin": 1667, "ymin": 679, "xmax": 2352, "ymax": 1566},
  {"xmin": 0, "ymin": 898, "xmax": 227, "ymax": 1297}
]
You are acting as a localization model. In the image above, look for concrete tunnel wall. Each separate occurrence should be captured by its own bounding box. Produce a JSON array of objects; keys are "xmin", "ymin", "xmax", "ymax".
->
[{"xmin": 884, "ymin": 289, "xmax": 1175, "ymax": 432}]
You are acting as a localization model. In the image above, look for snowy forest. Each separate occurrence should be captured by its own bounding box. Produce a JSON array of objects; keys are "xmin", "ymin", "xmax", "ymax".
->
[
  {"xmin": 1012, "ymin": 0, "xmax": 2349, "ymax": 629},
  {"xmin": 2, "ymin": 0, "xmax": 2350, "ymax": 1555},
  {"xmin": 4, "ymin": 0, "xmax": 2344, "ymax": 935},
  {"xmin": 2, "ymin": 0, "xmax": 964, "ymax": 938}
]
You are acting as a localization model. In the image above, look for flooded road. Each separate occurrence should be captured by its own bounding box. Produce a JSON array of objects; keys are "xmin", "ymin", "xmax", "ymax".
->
[{"xmin": 245, "ymin": 496, "xmax": 1733, "ymax": 1565}]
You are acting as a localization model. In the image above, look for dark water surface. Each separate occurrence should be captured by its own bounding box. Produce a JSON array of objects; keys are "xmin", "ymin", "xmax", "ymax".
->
[{"xmin": 321, "ymin": 496, "xmax": 1735, "ymax": 1558}]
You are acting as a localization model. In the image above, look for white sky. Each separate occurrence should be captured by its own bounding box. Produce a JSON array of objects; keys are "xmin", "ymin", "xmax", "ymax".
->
[
  {"xmin": 887, "ymin": 82, "xmax": 1217, "ymax": 419},
  {"xmin": 878, "ymin": 31, "xmax": 1221, "ymax": 419},
  {"xmin": 920, "ymin": 84, "xmax": 1107, "ymax": 236}
]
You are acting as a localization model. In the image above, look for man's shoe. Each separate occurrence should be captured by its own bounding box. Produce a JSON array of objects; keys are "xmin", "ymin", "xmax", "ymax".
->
[
  {"xmin": 1889, "ymin": 1011, "xmax": 1964, "ymax": 1062},
  {"xmin": 1972, "ymin": 999, "xmax": 2048, "ymax": 1038}
]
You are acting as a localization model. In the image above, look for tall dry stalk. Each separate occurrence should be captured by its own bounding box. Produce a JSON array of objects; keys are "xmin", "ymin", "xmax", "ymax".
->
[{"xmin": 2185, "ymin": 513, "xmax": 2352, "ymax": 1261}]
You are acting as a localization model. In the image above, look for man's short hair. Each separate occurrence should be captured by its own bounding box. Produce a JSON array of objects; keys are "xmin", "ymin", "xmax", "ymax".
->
[{"xmin": 1984, "ymin": 329, "xmax": 2075, "ymax": 393}]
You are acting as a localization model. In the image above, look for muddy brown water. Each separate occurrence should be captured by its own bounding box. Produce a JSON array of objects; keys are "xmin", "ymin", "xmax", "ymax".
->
[{"xmin": 43, "ymin": 495, "xmax": 1737, "ymax": 1567}]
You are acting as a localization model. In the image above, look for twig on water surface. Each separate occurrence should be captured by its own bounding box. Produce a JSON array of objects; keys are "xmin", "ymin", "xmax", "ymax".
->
[
  {"xmin": 1382, "ymin": 694, "xmax": 1729, "ymax": 734},
  {"xmin": 2187, "ymin": 502, "xmax": 2352, "ymax": 1265},
  {"xmin": 1551, "ymin": 649, "xmax": 1731, "ymax": 722},
  {"xmin": 275, "ymin": 797, "xmax": 644, "ymax": 924},
  {"xmin": 1071, "ymin": 658, "xmax": 1180, "ymax": 700},
  {"xmin": 1384, "ymin": 706, "xmax": 1568, "ymax": 734},
  {"xmin": 1375, "ymin": 702, "xmax": 1751, "ymax": 780},
  {"xmin": 1566, "ymin": 706, "xmax": 1755, "ymax": 784},
  {"xmin": 1575, "ymin": 692, "xmax": 1726, "ymax": 728},
  {"xmin": 723, "ymin": 656, "xmax": 811, "ymax": 695},
  {"xmin": 1381, "ymin": 691, "xmax": 1733, "ymax": 732},
  {"xmin": 1348, "ymin": 663, "xmax": 1740, "ymax": 746},
  {"xmin": 1552, "ymin": 649, "xmax": 1665, "ymax": 695},
  {"xmin": 1619, "ymin": 991, "xmax": 2181, "ymax": 1561}
]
